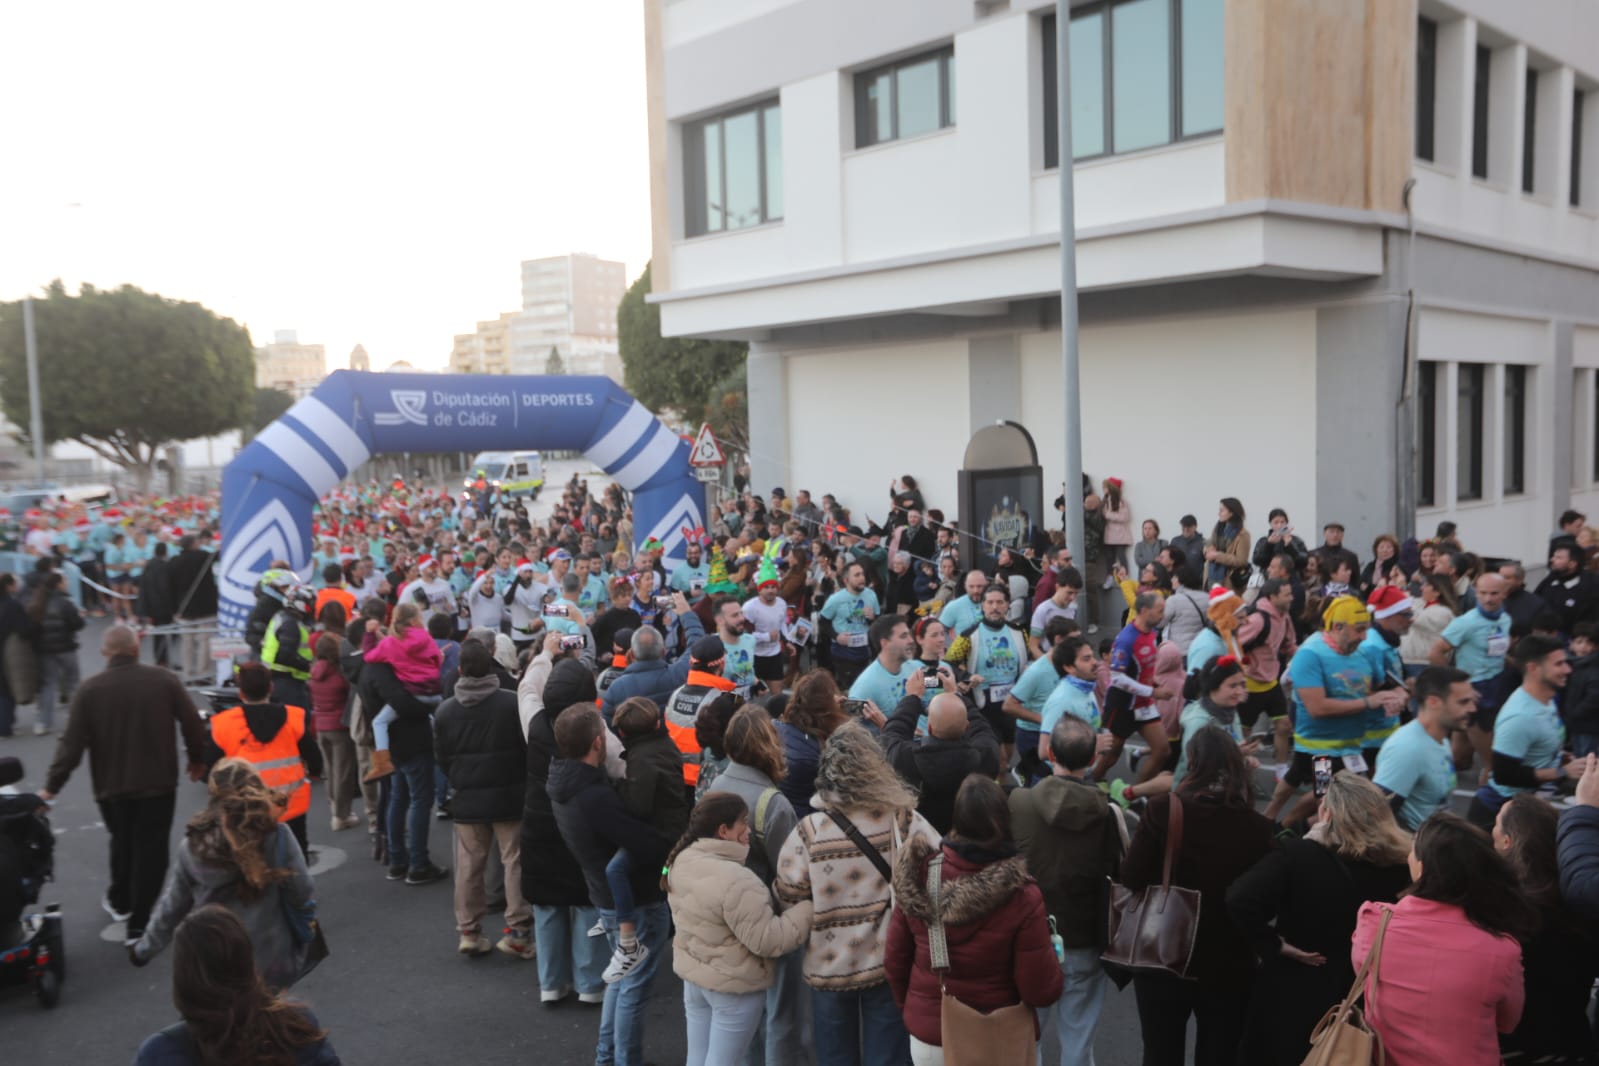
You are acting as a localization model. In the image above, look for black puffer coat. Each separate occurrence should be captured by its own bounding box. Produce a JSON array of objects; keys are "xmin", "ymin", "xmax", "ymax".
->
[
  {"xmin": 433, "ymin": 680, "xmax": 526, "ymax": 824},
  {"xmin": 520, "ymin": 659, "xmax": 599, "ymax": 907},
  {"xmin": 31, "ymin": 592, "xmax": 83, "ymax": 655}
]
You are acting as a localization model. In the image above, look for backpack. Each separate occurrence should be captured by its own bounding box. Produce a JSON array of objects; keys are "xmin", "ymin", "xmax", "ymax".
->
[{"xmin": 1238, "ymin": 605, "xmax": 1274, "ymax": 654}]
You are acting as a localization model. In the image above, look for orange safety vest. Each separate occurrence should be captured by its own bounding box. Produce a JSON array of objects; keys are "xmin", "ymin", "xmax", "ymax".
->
[
  {"xmin": 662, "ymin": 670, "xmax": 736, "ymax": 787},
  {"xmin": 211, "ymin": 704, "xmax": 311, "ymax": 821}
]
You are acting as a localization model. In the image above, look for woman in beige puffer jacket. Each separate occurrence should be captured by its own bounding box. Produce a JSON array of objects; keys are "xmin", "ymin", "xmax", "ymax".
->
[{"xmin": 666, "ymin": 793, "xmax": 815, "ymax": 1066}]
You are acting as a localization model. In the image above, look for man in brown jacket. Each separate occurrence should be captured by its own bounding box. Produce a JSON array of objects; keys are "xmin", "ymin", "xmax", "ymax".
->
[{"xmin": 39, "ymin": 625, "xmax": 208, "ymax": 944}]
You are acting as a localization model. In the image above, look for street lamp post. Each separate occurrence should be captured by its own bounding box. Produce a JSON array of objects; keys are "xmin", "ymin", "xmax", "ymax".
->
[
  {"xmin": 1056, "ymin": 4, "xmax": 1084, "ymax": 564},
  {"xmin": 22, "ymin": 296, "xmax": 45, "ymax": 483}
]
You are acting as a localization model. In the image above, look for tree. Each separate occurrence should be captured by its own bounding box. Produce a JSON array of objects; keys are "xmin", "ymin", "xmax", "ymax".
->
[
  {"xmin": 246, "ymin": 386, "xmax": 296, "ymax": 442},
  {"xmin": 545, "ymin": 346, "xmax": 565, "ymax": 375},
  {"xmin": 618, "ymin": 262, "xmax": 747, "ymax": 428},
  {"xmin": 0, "ymin": 282, "xmax": 254, "ymax": 492}
]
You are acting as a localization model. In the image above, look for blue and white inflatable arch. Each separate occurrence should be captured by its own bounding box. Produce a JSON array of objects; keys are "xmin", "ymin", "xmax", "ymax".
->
[{"xmin": 218, "ymin": 370, "xmax": 705, "ymax": 631}]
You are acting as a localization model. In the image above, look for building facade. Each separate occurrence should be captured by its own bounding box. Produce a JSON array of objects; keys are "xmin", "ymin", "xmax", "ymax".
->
[
  {"xmin": 510, "ymin": 253, "xmax": 628, "ymax": 380},
  {"xmin": 449, "ymin": 312, "xmax": 516, "ymax": 375},
  {"xmin": 645, "ymin": 0, "xmax": 1599, "ymax": 571},
  {"xmin": 254, "ymin": 329, "xmax": 326, "ymax": 397}
]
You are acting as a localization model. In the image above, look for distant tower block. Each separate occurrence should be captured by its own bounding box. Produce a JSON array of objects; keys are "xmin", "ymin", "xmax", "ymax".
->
[{"xmin": 349, "ymin": 344, "xmax": 370, "ymax": 372}]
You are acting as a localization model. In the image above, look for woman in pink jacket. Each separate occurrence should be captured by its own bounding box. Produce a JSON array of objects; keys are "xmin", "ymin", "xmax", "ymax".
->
[{"xmin": 1352, "ymin": 811, "xmax": 1532, "ymax": 1066}]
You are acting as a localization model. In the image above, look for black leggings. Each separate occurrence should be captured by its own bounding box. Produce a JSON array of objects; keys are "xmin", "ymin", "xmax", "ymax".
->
[{"xmin": 1134, "ymin": 971, "xmax": 1251, "ymax": 1066}]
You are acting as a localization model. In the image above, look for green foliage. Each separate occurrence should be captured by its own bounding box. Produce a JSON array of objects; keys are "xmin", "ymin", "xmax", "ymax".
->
[
  {"xmin": 0, "ymin": 282, "xmax": 254, "ymax": 486},
  {"xmin": 545, "ymin": 346, "xmax": 565, "ymax": 375},
  {"xmin": 248, "ymin": 386, "xmax": 296, "ymax": 439},
  {"xmin": 705, "ymin": 361, "xmax": 749, "ymax": 454},
  {"xmin": 618, "ymin": 263, "xmax": 746, "ymax": 425}
]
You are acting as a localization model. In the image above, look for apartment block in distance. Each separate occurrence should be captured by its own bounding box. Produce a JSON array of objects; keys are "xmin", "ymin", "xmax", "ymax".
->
[
  {"xmin": 510, "ymin": 253, "xmax": 629, "ymax": 381},
  {"xmin": 645, "ymin": 0, "xmax": 1599, "ymax": 572},
  {"xmin": 449, "ymin": 312, "xmax": 517, "ymax": 375},
  {"xmin": 255, "ymin": 330, "xmax": 326, "ymax": 398}
]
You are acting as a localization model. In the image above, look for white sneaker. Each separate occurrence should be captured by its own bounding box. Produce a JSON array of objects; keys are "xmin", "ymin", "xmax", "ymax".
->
[
  {"xmin": 102, "ymin": 894, "xmax": 132, "ymax": 923},
  {"xmin": 586, "ymin": 919, "xmax": 606, "ymax": 938},
  {"xmin": 330, "ymin": 814, "xmax": 361, "ymax": 832},
  {"xmin": 32, "ymin": 722, "xmax": 48, "ymax": 736},
  {"xmin": 601, "ymin": 940, "xmax": 648, "ymax": 984},
  {"xmin": 540, "ymin": 985, "xmax": 572, "ymax": 1004},
  {"xmin": 577, "ymin": 990, "xmax": 606, "ymax": 1005}
]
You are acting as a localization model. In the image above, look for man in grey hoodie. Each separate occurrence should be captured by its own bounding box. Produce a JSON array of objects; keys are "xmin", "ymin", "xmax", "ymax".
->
[{"xmin": 1008, "ymin": 714, "xmax": 1125, "ymax": 1066}]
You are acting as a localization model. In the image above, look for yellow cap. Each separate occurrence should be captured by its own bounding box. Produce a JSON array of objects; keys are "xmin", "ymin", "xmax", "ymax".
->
[{"xmin": 1322, "ymin": 595, "xmax": 1371, "ymax": 630}]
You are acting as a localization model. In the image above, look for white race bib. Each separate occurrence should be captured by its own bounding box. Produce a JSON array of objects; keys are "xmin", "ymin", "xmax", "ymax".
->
[
  {"xmin": 843, "ymin": 631, "xmax": 868, "ymax": 649},
  {"xmin": 1342, "ymin": 753, "xmax": 1369, "ymax": 774},
  {"xmin": 987, "ymin": 683, "xmax": 1013, "ymax": 705},
  {"xmin": 1485, "ymin": 633, "xmax": 1510, "ymax": 658}
]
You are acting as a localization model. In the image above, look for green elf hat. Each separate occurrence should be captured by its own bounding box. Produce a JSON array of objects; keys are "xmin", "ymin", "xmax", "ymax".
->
[
  {"xmin": 755, "ymin": 556, "xmax": 780, "ymax": 588},
  {"xmin": 642, "ymin": 536, "xmax": 665, "ymax": 554},
  {"xmin": 704, "ymin": 544, "xmax": 743, "ymax": 595}
]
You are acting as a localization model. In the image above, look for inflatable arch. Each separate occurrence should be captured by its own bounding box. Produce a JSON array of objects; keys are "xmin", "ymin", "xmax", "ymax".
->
[{"xmin": 218, "ymin": 370, "xmax": 705, "ymax": 631}]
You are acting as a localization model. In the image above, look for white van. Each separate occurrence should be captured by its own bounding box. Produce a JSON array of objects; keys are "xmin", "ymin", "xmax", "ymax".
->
[
  {"xmin": 1, "ymin": 483, "xmax": 117, "ymax": 513},
  {"xmin": 464, "ymin": 452, "xmax": 545, "ymax": 498}
]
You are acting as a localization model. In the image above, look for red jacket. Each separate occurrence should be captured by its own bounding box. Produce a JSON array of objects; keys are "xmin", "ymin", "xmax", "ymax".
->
[
  {"xmin": 885, "ymin": 838, "xmax": 1063, "ymax": 1046},
  {"xmin": 308, "ymin": 658, "xmax": 350, "ymax": 734}
]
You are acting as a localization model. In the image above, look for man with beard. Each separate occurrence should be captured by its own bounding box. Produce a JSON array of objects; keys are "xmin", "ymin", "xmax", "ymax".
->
[
  {"xmin": 667, "ymin": 540, "xmax": 710, "ymax": 605},
  {"xmin": 741, "ymin": 563, "xmax": 789, "ymax": 695},
  {"xmin": 710, "ymin": 596, "xmax": 758, "ymax": 696},
  {"xmin": 820, "ymin": 560, "xmax": 878, "ymax": 689},
  {"xmin": 503, "ymin": 559, "xmax": 551, "ymax": 652},
  {"xmin": 1534, "ymin": 541, "xmax": 1599, "ymax": 636},
  {"xmin": 958, "ymin": 583, "xmax": 1031, "ymax": 768},
  {"xmin": 1468, "ymin": 634, "xmax": 1580, "ymax": 828}
]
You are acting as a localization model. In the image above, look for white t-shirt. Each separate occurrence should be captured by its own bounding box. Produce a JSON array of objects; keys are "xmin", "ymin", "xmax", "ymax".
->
[
  {"xmin": 401, "ymin": 577, "xmax": 457, "ymax": 623},
  {"xmin": 1029, "ymin": 598, "xmax": 1077, "ymax": 640},
  {"xmin": 25, "ymin": 528, "xmax": 54, "ymax": 556},
  {"xmin": 743, "ymin": 595, "xmax": 789, "ymax": 658}
]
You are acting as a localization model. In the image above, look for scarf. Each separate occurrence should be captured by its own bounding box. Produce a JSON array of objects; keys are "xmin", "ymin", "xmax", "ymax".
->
[
  {"xmin": 945, "ymin": 838, "xmax": 1020, "ymax": 865},
  {"xmin": 1200, "ymin": 694, "xmax": 1237, "ymax": 730}
]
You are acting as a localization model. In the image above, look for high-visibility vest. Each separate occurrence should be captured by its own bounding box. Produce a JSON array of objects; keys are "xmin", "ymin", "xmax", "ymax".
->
[
  {"xmin": 211, "ymin": 704, "xmax": 310, "ymax": 821},
  {"xmin": 662, "ymin": 670, "xmax": 736, "ymax": 787},
  {"xmin": 262, "ymin": 613, "xmax": 313, "ymax": 682}
]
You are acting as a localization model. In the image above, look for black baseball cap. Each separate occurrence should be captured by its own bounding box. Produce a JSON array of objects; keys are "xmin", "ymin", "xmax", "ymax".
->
[{"xmin": 691, "ymin": 635, "xmax": 726, "ymax": 664}]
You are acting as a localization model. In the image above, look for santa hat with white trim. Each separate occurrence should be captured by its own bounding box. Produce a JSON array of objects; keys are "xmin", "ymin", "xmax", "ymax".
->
[{"xmin": 1366, "ymin": 585, "xmax": 1412, "ymax": 620}]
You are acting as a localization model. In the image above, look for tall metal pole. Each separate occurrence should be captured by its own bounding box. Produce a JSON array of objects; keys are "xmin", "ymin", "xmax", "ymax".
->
[
  {"xmin": 1056, "ymin": 4, "xmax": 1084, "ymax": 563},
  {"xmin": 22, "ymin": 296, "xmax": 45, "ymax": 483}
]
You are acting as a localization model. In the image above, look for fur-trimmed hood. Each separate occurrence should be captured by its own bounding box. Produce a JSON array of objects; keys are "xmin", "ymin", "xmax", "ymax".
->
[{"xmin": 893, "ymin": 836, "xmax": 1032, "ymax": 927}]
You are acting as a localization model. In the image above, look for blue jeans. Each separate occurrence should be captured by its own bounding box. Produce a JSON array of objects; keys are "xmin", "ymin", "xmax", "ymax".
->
[
  {"xmin": 605, "ymin": 849, "xmax": 636, "ymax": 926},
  {"xmin": 1038, "ymin": 948, "xmax": 1107, "ymax": 1066},
  {"xmin": 596, "ymin": 901, "xmax": 670, "ymax": 1066},
  {"xmin": 811, "ymin": 982, "xmax": 910, "ymax": 1066},
  {"xmin": 748, "ymin": 946, "xmax": 816, "ymax": 1066},
  {"xmin": 684, "ymin": 980, "xmax": 765, "ymax": 1066},
  {"xmin": 533, "ymin": 904, "xmax": 606, "ymax": 997},
  {"xmin": 386, "ymin": 752, "xmax": 435, "ymax": 873}
]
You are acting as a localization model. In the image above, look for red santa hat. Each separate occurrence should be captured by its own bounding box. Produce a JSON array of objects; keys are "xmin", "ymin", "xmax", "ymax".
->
[
  {"xmin": 515, "ymin": 559, "xmax": 536, "ymax": 574},
  {"xmin": 416, "ymin": 554, "xmax": 437, "ymax": 571},
  {"xmin": 1208, "ymin": 585, "xmax": 1238, "ymax": 607},
  {"xmin": 1367, "ymin": 585, "xmax": 1412, "ymax": 620}
]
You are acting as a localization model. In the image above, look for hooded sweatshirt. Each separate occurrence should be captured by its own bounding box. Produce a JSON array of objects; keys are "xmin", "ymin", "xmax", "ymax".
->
[
  {"xmin": 363, "ymin": 624, "xmax": 442, "ymax": 695},
  {"xmin": 1007, "ymin": 774, "xmax": 1123, "ymax": 948},
  {"xmin": 222, "ymin": 702, "xmax": 325, "ymax": 780}
]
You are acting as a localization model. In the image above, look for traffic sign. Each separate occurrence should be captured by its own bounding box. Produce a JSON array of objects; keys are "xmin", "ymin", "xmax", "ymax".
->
[
  {"xmin": 693, "ymin": 466, "xmax": 721, "ymax": 483},
  {"xmin": 689, "ymin": 423, "xmax": 726, "ymax": 467}
]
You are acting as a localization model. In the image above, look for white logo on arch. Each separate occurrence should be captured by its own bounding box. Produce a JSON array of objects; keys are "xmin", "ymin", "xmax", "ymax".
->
[{"xmin": 374, "ymin": 389, "xmax": 428, "ymax": 426}]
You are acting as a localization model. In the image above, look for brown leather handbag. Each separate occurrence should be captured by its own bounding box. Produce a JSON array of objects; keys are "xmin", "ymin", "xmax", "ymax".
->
[
  {"xmin": 1101, "ymin": 794, "xmax": 1201, "ymax": 979},
  {"xmin": 926, "ymin": 854, "xmax": 1036, "ymax": 1065}
]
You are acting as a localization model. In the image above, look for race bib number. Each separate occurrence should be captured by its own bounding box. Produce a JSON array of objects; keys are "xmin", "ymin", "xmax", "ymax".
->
[
  {"xmin": 843, "ymin": 631, "xmax": 868, "ymax": 649},
  {"xmin": 1133, "ymin": 704, "xmax": 1162, "ymax": 724},
  {"xmin": 1485, "ymin": 633, "xmax": 1510, "ymax": 658},
  {"xmin": 691, "ymin": 582, "xmax": 704, "ymax": 597},
  {"xmin": 1342, "ymin": 753, "xmax": 1369, "ymax": 775},
  {"xmin": 987, "ymin": 684, "xmax": 1013, "ymax": 705}
]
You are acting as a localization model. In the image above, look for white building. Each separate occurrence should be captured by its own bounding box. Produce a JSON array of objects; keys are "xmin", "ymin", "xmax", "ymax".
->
[
  {"xmin": 254, "ymin": 329, "xmax": 326, "ymax": 398},
  {"xmin": 645, "ymin": 0, "xmax": 1599, "ymax": 571},
  {"xmin": 510, "ymin": 253, "xmax": 628, "ymax": 381}
]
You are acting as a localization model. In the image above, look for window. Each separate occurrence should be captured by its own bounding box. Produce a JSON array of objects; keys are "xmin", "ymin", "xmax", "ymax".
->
[
  {"xmin": 684, "ymin": 101, "xmax": 782, "ymax": 237},
  {"xmin": 854, "ymin": 47, "xmax": 955, "ymax": 148},
  {"xmin": 1457, "ymin": 363, "xmax": 1485, "ymax": 501},
  {"xmin": 1575, "ymin": 89, "xmax": 1587, "ymax": 207},
  {"xmin": 1472, "ymin": 44, "xmax": 1491, "ymax": 179},
  {"xmin": 1523, "ymin": 69, "xmax": 1539, "ymax": 194},
  {"xmin": 1416, "ymin": 16, "xmax": 1437, "ymax": 161},
  {"xmin": 1041, "ymin": 0, "xmax": 1223, "ymax": 169},
  {"xmin": 1419, "ymin": 361, "xmax": 1437, "ymax": 508},
  {"xmin": 1505, "ymin": 365, "xmax": 1526, "ymax": 495}
]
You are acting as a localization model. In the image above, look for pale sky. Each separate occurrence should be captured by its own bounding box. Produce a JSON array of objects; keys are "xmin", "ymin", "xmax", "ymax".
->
[{"xmin": 0, "ymin": 1, "xmax": 652, "ymax": 372}]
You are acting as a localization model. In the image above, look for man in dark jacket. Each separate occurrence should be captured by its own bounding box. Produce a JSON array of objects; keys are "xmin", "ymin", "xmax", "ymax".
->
[
  {"xmin": 548, "ymin": 702, "xmax": 670, "ymax": 1063},
  {"xmin": 359, "ymin": 660, "xmax": 447, "ymax": 885},
  {"xmin": 1535, "ymin": 542, "xmax": 1599, "ymax": 636},
  {"xmin": 599, "ymin": 625, "xmax": 697, "ymax": 723},
  {"xmin": 139, "ymin": 542, "xmax": 176, "ymax": 667},
  {"xmin": 39, "ymin": 624, "xmax": 208, "ymax": 944},
  {"xmin": 1008, "ymin": 714, "xmax": 1124, "ymax": 1063},
  {"xmin": 168, "ymin": 534, "xmax": 218, "ymax": 620},
  {"xmin": 435, "ymin": 640, "xmax": 530, "ymax": 959},
  {"xmin": 1559, "ymin": 754, "xmax": 1599, "ymax": 923},
  {"xmin": 521, "ymin": 658, "xmax": 608, "ymax": 1004},
  {"xmin": 879, "ymin": 688, "xmax": 999, "ymax": 834}
]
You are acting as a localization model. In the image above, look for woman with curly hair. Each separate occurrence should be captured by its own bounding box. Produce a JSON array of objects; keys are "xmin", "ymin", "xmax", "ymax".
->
[
  {"xmin": 131, "ymin": 759, "xmax": 316, "ymax": 991},
  {"xmin": 774, "ymin": 671, "xmax": 850, "ymax": 819},
  {"xmin": 135, "ymin": 905, "xmax": 338, "ymax": 1065}
]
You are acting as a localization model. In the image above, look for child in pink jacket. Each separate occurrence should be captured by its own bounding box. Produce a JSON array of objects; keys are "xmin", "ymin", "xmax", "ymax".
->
[{"xmin": 361, "ymin": 602, "xmax": 442, "ymax": 780}]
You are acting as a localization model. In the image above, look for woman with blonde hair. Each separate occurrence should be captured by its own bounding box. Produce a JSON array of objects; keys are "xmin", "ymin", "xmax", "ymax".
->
[
  {"xmin": 776, "ymin": 722, "xmax": 940, "ymax": 1066},
  {"xmin": 1226, "ymin": 773, "xmax": 1412, "ymax": 1065},
  {"xmin": 131, "ymin": 759, "xmax": 317, "ymax": 991}
]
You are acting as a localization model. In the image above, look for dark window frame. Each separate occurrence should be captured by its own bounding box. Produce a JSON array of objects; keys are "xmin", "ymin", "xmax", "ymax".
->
[
  {"xmin": 1574, "ymin": 88, "xmax": 1587, "ymax": 208},
  {"xmin": 853, "ymin": 46, "xmax": 956, "ymax": 150},
  {"xmin": 1419, "ymin": 361, "xmax": 1437, "ymax": 508},
  {"xmin": 683, "ymin": 99, "xmax": 783, "ymax": 239},
  {"xmin": 1472, "ymin": 44, "xmax": 1491, "ymax": 180},
  {"xmin": 1523, "ymin": 67, "xmax": 1539, "ymax": 194},
  {"xmin": 1416, "ymin": 16, "xmax": 1437, "ymax": 161},
  {"xmin": 1041, "ymin": 0, "xmax": 1223, "ymax": 171},
  {"xmin": 1458, "ymin": 362, "xmax": 1486, "ymax": 502},
  {"xmin": 1505, "ymin": 364, "xmax": 1526, "ymax": 496}
]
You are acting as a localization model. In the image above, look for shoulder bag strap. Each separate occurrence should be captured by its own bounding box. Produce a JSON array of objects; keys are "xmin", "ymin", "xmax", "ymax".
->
[
  {"xmin": 825, "ymin": 809, "xmax": 894, "ymax": 883},
  {"xmin": 926, "ymin": 854, "xmax": 950, "ymax": 977},
  {"xmin": 752, "ymin": 787, "xmax": 778, "ymax": 847},
  {"xmin": 1161, "ymin": 794, "xmax": 1184, "ymax": 890}
]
